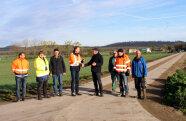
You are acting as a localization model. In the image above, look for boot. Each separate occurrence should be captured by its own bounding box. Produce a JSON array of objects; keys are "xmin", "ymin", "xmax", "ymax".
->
[
  {"xmin": 142, "ymin": 88, "xmax": 147, "ymax": 100},
  {"xmin": 137, "ymin": 88, "xmax": 142, "ymax": 99}
]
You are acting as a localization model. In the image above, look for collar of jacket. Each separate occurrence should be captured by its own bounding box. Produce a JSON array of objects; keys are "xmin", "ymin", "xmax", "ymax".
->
[{"xmin": 73, "ymin": 52, "xmax": 79, "ymax": 56}]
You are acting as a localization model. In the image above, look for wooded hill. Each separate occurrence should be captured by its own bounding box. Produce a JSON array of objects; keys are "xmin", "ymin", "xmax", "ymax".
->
[{"xmin": 104, "ymin": 41, "xmax": 185, "ymax": 47}]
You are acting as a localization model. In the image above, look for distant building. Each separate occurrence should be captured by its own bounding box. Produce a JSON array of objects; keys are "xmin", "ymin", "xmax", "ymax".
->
[
  {"xmin": 140, "ymin": 48, "xmax": 151, "ymax": 53},
  {"xmin": 129, "ymin": 49, "xmax": 137, "ymax": 53}
]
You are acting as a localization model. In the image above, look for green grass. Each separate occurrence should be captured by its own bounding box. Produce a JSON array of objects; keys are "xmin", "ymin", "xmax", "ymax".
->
[{"xmin": 0, "ymin": 52, "xmax": 172, "ymax": 92}]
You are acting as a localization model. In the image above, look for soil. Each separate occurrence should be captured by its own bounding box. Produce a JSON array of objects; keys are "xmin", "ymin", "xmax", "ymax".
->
[{"xmin": 138, "ymin": 53, "xmax": 186, "ymax": 121}]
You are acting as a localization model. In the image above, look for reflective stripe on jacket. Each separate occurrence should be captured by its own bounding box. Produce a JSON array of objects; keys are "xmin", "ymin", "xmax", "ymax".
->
[
  {"xmin": 69, "ymin": 53, "xmax": 82, "ymax": 66},
  {"xmin": 11, "ymin": 58, "xmax": 29, "ymax": 76},
  {"xmin": 114, "ymin": 54, "xmax": 131, "ymax": 72},
  {"xmin": 34, "ymin": 56, "xmax": 49, "ymax": 77}
]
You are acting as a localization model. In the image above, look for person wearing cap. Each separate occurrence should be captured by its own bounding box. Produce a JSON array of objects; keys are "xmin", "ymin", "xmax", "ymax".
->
[
  {"xmin": 82, "ymin": 48, "xmax": 104, "ymax": 97},
  {"xmin": 108, "ymin": 51, "xmax": 117, "ymax": 93},
  {"xmin": 69, "ymin": 46, "xmax": 85, "ymax": 96},
  {"xmin": 11, "ymin": 52, "xmax": 29, "ymax": 102},
  {"xmin": 34, "ymin": 51, "xmax": 50, "ymax": 100},
  {"xmin": 49, "ymin": 48, "xmax": 66, "ymax": 96},
  {"xmin": 114, "ymin": 49, "xmax": 131, "ymax": 97},
  {"xmin": 132, "ymin": 50, "xmax": 147, "ymax": 99}
]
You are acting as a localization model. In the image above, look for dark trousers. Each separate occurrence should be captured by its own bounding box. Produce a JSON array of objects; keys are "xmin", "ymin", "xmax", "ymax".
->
[
  {"xmin": 71, "ymin": 71, "xmax": 79, "ymax": 93},
  {"xmin": 92, "ymin": 72, "xmax": 103, "ymax": 94},
  {"xmin": 15, "ymin": 77, "xmax": 27, "ymax": 99},
  {"xmin": 38, "ymin": 80, "xmax": 48, "ymax": 98},
  {"xmin": 135, "ymin": 77, "xmax": 146, "ymax": 97}
]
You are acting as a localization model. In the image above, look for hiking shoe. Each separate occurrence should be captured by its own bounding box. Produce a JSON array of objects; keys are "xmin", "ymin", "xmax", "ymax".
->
[
  {"xmin": 100, "ymin": 93, "xmax": 104, "ymax": 97},
  {"xmin": 38, "ymin": 97, "xmax": 42, "ymax": 100},
  {"xmin": 76, "ymin": 93, "xmax": 82, "ymax": 96},
  {"xmin": 16, "ymin": 98, "xmax": 20, "ymax": 102},
  {"xmin": 22, "ymin": 98, "xmax": 25, "ymax": 101},
  {"xmin": 71, "ymin": 93, "xmax": 76, "ymax": 96},
  {"xmin": 118, "ymin": 93, "xmax": 124, "ymax": 97},
  {"xmin": 93, "ymin": 92, "xmax": 99, "ymax": 96},
  {"xmin": 59, "ymin": 93, "xmax": 63, "ymax": 96},
  {"xmin": 112, "ymin": 90, "xmax": 116, "ymax": 94}
]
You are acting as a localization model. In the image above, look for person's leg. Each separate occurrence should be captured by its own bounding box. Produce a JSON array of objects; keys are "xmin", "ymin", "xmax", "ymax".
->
[
  {"xmin": 141, "ymin": 78, "xmax": 147, "ymax": 99},
  {"xmin": 123, "ymin": 73, "xmax": 129, "ymax": 96},
  {"xmin": 96, "ymin": 73, "xmax": 103, "ymax": 96},
  {"xmin": 52, "ymin": 74, "xmax": 58, "ymax": 95},
  {"xmin": 38, "ymin": 81, "xmax": 43, "ymax": 100},
  {"xmin": 116, "ymin": 73, "xmax": 124, "ymax": 96},
  {"xmin": 71, "ymin": 71, "xmax": 76, "ymax": 95},
  {"xmin": 92, "ymin": 72, "xmax": 98, "ymax": 95},
  {"xmin": 135, "ymin": 77, "xmax": 141, "ymax": 98},
  {"xmin": 43, "ymin": 80, "xmax": 49, "ymax": 97},
  {"xmin": 21, "ymin": 77, "xmax": 27, "ymax": 100},
  {"xmin": 15, "ymin": 77, "xmax": 21, "ymax": 101},
  {"xmin": 111, "ymin": 72, "xmax": 116, "ymax": 91},
  {"xmin": 58, "ymin": 73, "xmax": 63, "ymax": 95},
  {"xmin": 75, "ymin": 71, "xmax": 80, "ymax": 94}
]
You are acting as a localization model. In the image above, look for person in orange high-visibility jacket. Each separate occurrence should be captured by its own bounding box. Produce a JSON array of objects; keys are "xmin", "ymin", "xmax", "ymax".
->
[
  {"xmin": 69, "ymin": 46, "xmax": 85, "ymax": 96},
  {"xmin": 11, "ymin": 52, "xmax": 29, "ymax": 102},
  {"xmin": 114, "ymin": 49, "xmax": 131, "ymax": 97}
]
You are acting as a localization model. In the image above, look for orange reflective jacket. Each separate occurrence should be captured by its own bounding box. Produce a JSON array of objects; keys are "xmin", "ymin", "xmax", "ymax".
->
[
  {"xmin": 114, "ymin": 54, "xmax": 131, "ymax": 72},
  {"xmin": 11, "ymin": 58, "xmax": 29, "ymax": 75},
  {"xmin": 69, "ymin": 53, "xmax": 82, "ymax": 66}
]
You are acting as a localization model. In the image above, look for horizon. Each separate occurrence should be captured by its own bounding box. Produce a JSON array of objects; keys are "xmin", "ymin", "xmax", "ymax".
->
[{"xmin": 0, "ymin": 0, "xmax": 186, "ymax": 47}]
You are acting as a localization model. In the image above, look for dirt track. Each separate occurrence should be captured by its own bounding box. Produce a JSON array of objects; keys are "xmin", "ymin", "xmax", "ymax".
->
[{"xmin": 0, "ymin": 53, "xmax": 184, "ymax": 121}]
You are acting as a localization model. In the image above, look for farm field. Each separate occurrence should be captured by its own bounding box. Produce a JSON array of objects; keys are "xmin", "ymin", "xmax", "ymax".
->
[{"xmin": 0, "ymin": 52, "xmax": 172, "ymax": 92}]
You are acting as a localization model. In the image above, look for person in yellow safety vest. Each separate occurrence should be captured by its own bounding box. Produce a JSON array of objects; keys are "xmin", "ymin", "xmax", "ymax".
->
[
  {"xmin": 11, "ymin": 52, "xmax": 29, "ymax": 102},
  {"xmin": 114, "ymin": 49, "xmax": 131, "ymax": 97},
  {"xmin": 34, "ymin": 51, "xmax": 50, "ymax": 100},
  {"xmin": 69, "ymin": 46, "xmax": 85, "ymax": 96}
]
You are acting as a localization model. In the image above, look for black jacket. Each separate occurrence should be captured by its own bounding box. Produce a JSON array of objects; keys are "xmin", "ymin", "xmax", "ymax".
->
[
  {"xmin": 49, "ymin": 55, "xmax": 66, "ymax": 74},
  {"xmin": 85, "ymin": 53, "xmax": 103, "ymax": 73},
  {"xmin": 108, "ymin": 56, "xmax": 116, "ymax": 73}
]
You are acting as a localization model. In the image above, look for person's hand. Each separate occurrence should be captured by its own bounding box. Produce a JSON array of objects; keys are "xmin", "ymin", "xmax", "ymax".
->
[
  {"xmin": 132, "ymin": 76, "xmax": 135, "ymax": 80},
  {"xmin": 63, "ymin": 73, "xmax": 66, "ymax": 75},
  {"xmin": 92, "ymin": 62, "xmax": 96, "ymax": 66},
  {"xmin": 82, "ymin": 64, "xmax": 85, "ymax": 68},
  {"xmin": 50, "ymin": 73, "xmax": 52, "ymax": 77},
  {"xmin": 143, "ymin": 77, "xmax": 146, "ymax": 79},
  {"xmin": 82, "ymin": 59, "xmax": 86, "ymax": 62}
]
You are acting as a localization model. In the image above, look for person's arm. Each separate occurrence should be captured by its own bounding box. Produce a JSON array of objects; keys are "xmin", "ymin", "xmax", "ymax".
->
[
  {"xmin": 84, "ymin": 57, "xmax": 93, "ymax": 67},
  {"xmin": 126, "ymin": 55, "xmax": 131, "ymax": 71},
  {"xmin": 96, "ymin": 55, "xmax": 103, "ymax": 67},
  {"xmin": 61, "ymin": 56, "xmax": 66, "ymax": 73},
  {"xmin": 49, "ymin": 57, "xmax": 53, "ymax": 74},
  {"xmin": 132, "ymin": 60, "xmax": 135, "ymax": 78},
  {"xmin": 11, "ymin": 60, "xmax": 17, "ymax": 73},
  {"xmin": 143, "ymin": 58, "xmax": 147, "ymax": 78},
  {"xmin": 108, "ymin": 57, "xmax": 112, "ymax": 72}
]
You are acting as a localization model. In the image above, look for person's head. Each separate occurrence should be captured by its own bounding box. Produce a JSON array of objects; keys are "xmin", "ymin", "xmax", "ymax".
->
[
  {"xmin": 19, "ymin": 52, "xmax": 25, "ymax": 59},
  {"xmin": 54, "ymin": 48, "xmax": 59, "ymax": 56},
  {"xmin": 73, "ymin": 46, "xmax": 80, "ymax": 54},
  {"xmin": 113, "ymin": 50, "xmax": 117, "ymax": 57},
  {"xmin": 92, "ymin": 48, "xmax": 99, "ymax": 55},
  {"xmin": 38, "ymin": 51, "xmax": 44, "ymax": 58},
  {"xmin": 136, "ymin": 50, "xmax": 141, "ymax": 58},
  {"xmin": 117, "ymin": 49, "xmax": 124, "ymax": 56}
]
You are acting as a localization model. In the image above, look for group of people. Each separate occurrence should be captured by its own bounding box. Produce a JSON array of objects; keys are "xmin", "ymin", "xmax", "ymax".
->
[{"xmin": 11, "ymin": 46, "xmax": 147, "ymax": 102}]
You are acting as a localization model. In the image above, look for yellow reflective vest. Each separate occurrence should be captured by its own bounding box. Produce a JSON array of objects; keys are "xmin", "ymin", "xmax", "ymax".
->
[{"xmin": 34, "ymin": 56, "xmax": 49, "ymax": 77}]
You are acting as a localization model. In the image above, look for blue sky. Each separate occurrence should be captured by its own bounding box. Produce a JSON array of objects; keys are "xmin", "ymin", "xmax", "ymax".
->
[{"xmin": 0, "ymin": 0, "xmax": 186, "ymax": 47}]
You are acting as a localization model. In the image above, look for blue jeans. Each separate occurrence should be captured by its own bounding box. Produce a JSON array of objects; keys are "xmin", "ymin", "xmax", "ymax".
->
[
  {"xmin": 116, "ymin": 72, "xmax": 129, "ymax": 94},
  {"xmin": 52, "ymin": 74, "xmax": 63, "ymax": 94},
  {"xmin": 15, "ymin": 77, "xmax": 27, "ymax": 99},
  {"xmin": 71, "ymin": 71, "xmax": 79, "ymax": 93}
]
